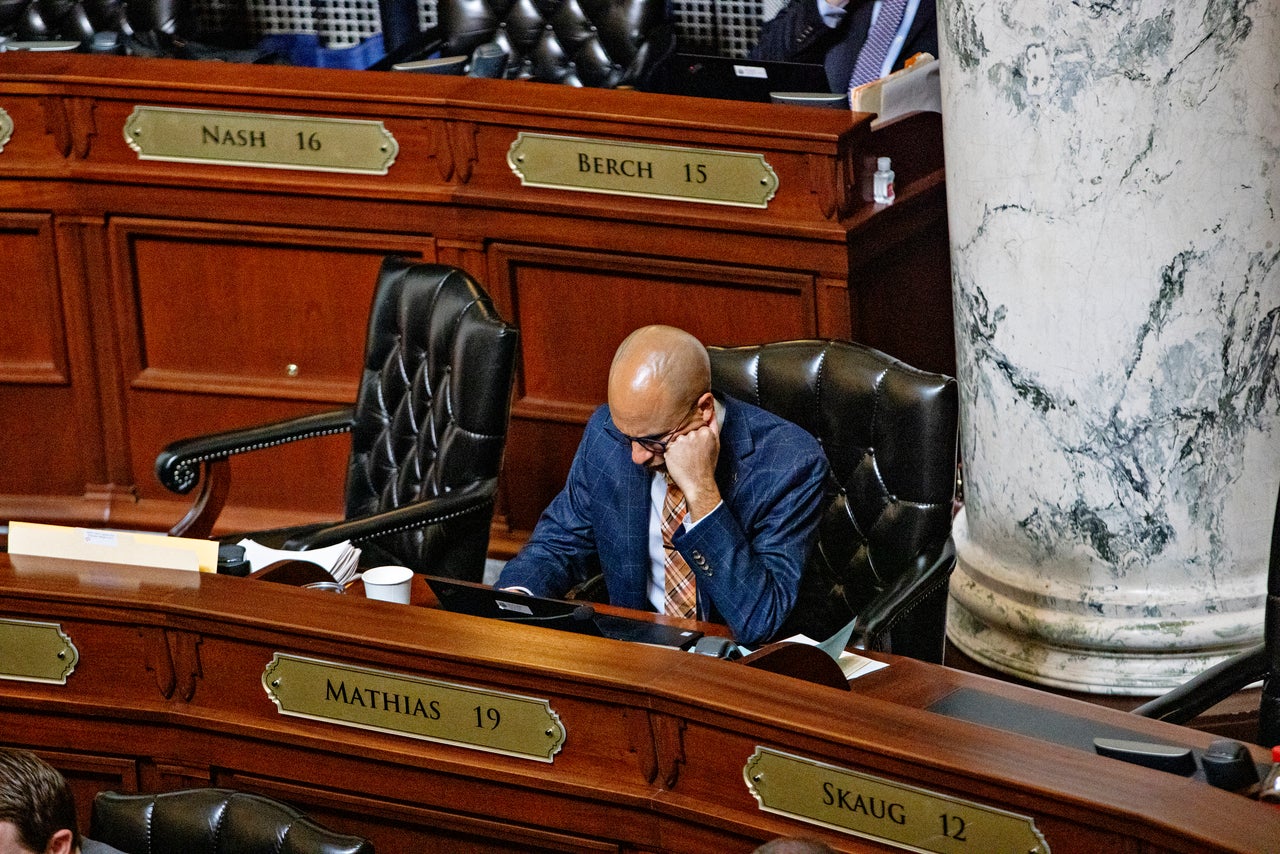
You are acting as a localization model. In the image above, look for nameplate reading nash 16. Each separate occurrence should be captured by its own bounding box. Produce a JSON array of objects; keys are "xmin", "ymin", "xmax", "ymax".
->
[
  {"xmin": 262, "ymin": 653, "xmax": 565, "ymax": 762},
  {"xmin": 0, "ymin": 618, "xmax": 78, "ymax": 684},
  {"xmin": 123, "ymin": 107, "xmax": 399, "ymax": 175},
  {"xmin": 507, "ymin": 132, "xmax": 778, "ymax": 209},
  {"xmin": 744, "ymin": 747, "xmax": 1049, "ymax": 854},
  {"xmin": 0, "ymin": 107, "xmax": 13, "ymax": 154}
]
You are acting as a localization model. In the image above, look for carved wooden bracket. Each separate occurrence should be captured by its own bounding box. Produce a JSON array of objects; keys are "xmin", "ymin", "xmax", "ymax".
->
[
  {"xmin": 429, "ymin": 120, "xmax": 479, "ymax": 184},
  {"xmin": 40, "ymin": 97, "xmax": 97, "ymax": 160},
  {"xmin": 168, "ymin": 630, "xmax": 203, "ymax": 701},
  {"xmin": 67, "ymin": 97, "xmax": 97, "ymax": 160},
  {"xmin": 41, "ymin": 96, "xmax": 72, "ymax": 158},
  {"xmin": 808, "ymin": 149, "xmax": 860, "ymax": 221},
  {"xmin": 652, "ymin": 713, "xmax": 687, "ymax": 789},
  {"xmin": 139, "ymin": 627, "xmax": 203, "ymax": 701}
]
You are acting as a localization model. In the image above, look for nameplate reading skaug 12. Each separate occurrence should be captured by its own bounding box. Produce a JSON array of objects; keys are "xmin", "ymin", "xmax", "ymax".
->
[
  {"xmin": 0, "ymin": 618, "xmax": 78, "ymax": 684},
  {"xmin": 744, "ymin": 747, "xmax": 1049, "ymax": 854},
  {"xmin": 262, "ymin": 653, "xmax": 565, "ymax": 762},
  {"xmin": 507, "ymin": 132, "xmax": 778, "ymax": 208},
  {"xmin": 123, "ymin": 107, "xmax": 399, "ymax": 174}
]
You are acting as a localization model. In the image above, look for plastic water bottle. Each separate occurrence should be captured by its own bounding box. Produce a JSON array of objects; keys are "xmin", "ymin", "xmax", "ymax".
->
[{"xmin": 873, "ymin": 156, "xmax": 895, "ymax": 204}]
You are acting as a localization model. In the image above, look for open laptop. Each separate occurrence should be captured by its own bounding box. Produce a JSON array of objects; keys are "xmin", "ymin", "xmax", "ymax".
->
[
  {"xmin": 425, "ymin": 577, "xmax": 704, "ymax": 650},
  {"xmin": 667, "ymin": 53, "xmax": 831, "ymax": 103}
]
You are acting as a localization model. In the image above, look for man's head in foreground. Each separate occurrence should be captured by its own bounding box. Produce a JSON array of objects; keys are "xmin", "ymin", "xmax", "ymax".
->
[{"xmin": 0, "ymin": 748, "xmax": 80, "ymax": 854}]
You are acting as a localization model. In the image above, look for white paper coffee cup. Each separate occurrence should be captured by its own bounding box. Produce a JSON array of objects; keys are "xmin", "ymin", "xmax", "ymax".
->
[{"xmin": 362, "ymin": 565, "xmax": 414, "ymax": 604}]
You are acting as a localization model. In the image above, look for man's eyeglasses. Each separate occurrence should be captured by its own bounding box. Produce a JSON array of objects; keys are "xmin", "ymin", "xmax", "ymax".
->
[{"xmin": 607, "ymin": 402, "xmax": 700, "ymax": 454}]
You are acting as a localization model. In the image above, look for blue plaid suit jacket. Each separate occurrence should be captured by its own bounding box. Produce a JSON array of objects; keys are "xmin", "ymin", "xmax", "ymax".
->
[{"xmin": 497, "ymin": 395, "xmax": 829, "ymax": 645}]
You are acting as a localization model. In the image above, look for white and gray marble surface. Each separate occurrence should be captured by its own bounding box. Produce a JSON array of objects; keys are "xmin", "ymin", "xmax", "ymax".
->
[{"xmin": 938, "ymin": 0, "xmax": 1280, "ymax": 692}]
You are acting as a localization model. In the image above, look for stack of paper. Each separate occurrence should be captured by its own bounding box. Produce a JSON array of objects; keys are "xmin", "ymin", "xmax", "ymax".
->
[
  {"xmin": 850, "ymin": 53, "xmax": 940, "ymax": 129},
  {"xmin": 8, "ymin": 521, "xmax": 218, "ymax": 572},
  {"xmin": 237, "ymin": 539, "xmax": 361, "ymax": 586}
]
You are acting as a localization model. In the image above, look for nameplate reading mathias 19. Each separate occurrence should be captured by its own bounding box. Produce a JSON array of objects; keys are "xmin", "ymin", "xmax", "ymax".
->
[
  {"xmin": 0, "ymin": 107, "xmax": 13, "ymax": 154},
  {"xmin": 123, "ymin": 107, "xmax": 399, "ymax": 174},
  {"xmin": 0, "ymin": 618, "xmax": 78, "ymax": 684},
  {"xmin": 507, "ymin": 132, "xmax": 778, "ymax": 208},
  {"xmin": 744, "ymin": 747, "xmax": 1049, "ymax": 854},
  {"xmin": 262, "ymin": 653, "xmax": 565, "ymax": 761}
]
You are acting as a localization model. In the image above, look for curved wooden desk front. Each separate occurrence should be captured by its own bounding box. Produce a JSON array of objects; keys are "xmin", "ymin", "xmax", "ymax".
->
[{"xmin": 1, "ymin": 554, "xmax": 1275, "ymax": 853}]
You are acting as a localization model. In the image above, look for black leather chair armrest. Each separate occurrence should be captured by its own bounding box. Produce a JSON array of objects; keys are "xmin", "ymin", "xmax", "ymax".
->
[
  {"xmin": 1131, "ymin": 643, "xmax": 1269, "ymax": 725},
  {"xmin": 156, "ymin": 408, "xmax": 356, "ymax": 495},
  {"xmin": 281, "ymin": 477, "xmax": 499, "ymax": 550},
  {"xmin": 850, "ymin": 537, "xmax": 957, "ymax": 653}
]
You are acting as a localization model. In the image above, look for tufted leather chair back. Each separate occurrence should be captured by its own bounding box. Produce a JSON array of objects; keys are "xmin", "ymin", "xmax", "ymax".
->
[
  {"xmin": 90, "ymin": 789, "xmax": 373, "ymax": 854},
  {"xmin": 345, "ymin": 257, "xmax": 518, "ymax": 575},
  {"xmin": 428, "ymin": 0, "xmax": 673, "ymax": 87},
  {"xmin": 709, "ymin": 340, "xmax": 958, "ymax": 661}
]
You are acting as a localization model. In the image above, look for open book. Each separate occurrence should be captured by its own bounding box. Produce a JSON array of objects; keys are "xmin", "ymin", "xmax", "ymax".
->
[
  {"xmin": 773, "ymin": 615, "xmax": 890, "ymax": 680},
  {"xmin": 237, "ymin": 539, "xmax": 361, "ymax": 586}
]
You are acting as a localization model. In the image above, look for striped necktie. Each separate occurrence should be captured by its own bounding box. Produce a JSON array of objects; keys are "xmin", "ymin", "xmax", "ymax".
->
[
  {"xmin": 848, "ymin": 0, "xmax": 909, "ymax": 89},
  {"xmin": 661, "ymin": 476, "xmax": 697, "ymax": 619}
]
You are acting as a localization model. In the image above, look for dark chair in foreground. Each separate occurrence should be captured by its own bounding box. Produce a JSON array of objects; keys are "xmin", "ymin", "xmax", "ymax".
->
[
  {"xmin": 1133, "ymin": 483, "xmax": 1280, "ymax": 747},
  {"xmin": 90, "ymin": 788, "xmax": 373, "ymax": 854},
  {"xmin": 709, "ymin": 340, "xmax": 959, "ymax": 660},
  {"xmin": 155, "ymin": 258, "xmax": 519, "ymax": 581},
  {"xmin": 372, "ymin": 0, "xmax": 674, "ymax": 89}
]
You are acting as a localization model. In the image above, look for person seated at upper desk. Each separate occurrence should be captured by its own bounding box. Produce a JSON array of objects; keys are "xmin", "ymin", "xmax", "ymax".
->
[
  {"xmin": 750, "ymin": 0, "xmax": 938, "ymax": 95},
  {"xmin": 496, "ymin": 325, "xmax": 830, "ymax": 646},
  {"xmin": 0, "ymin": 748, "xmax": 124, "ymax": 854}
]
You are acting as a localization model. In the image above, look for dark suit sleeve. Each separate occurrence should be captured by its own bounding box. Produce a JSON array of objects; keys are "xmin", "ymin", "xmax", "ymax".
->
[
  {"xmin": 495, "ymin": 413, "xmax": 606, "ymax": 598},
  {"xmin": 672, "ymin": 426, "xmax": 829, "ymax": 646},
  {"xmin": 750, "ymin": 0, "xmax": 835, "ymax": 64}
]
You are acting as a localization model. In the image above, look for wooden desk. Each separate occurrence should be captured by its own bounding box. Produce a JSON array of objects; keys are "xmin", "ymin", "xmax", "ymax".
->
[
  {"xmin": 0, "ymin": 54, "xmax": 952, "ymax": 548},
  {"xmin": 1, "ymin": 553, "xmax": 1277, "ymax": 853}
]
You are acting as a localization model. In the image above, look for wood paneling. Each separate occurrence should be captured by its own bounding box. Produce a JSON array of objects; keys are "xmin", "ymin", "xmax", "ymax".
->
[
  {"xmin": 0, "ymin": 54, "xmax": 951, "ymax": 539},
  {"xmin": 2, "ymin": 555, "xmax": 1275, "ymax": 853}
]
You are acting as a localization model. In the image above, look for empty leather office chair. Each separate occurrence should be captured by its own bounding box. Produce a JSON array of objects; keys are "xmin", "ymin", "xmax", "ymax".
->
[
  {"xmin": 90, "ymin": 788, "xmax": 373, "ymax": 854},
  {"xmin": 155, "ymin": 258, "xmax": 519, "ymax": 581},
  {"xmin": 709, "ymin": 340, "xmax": 959, "ymax": 660},
  {"xmin": 1132, "ymin": 482, "xmax": 1280, "ymax": 747},
  {"xmin": 373, "ymin": 0, "xmax": 674, "ymax": 89}
]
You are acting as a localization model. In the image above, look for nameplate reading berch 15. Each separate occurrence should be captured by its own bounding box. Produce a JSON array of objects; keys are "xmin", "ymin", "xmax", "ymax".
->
[
  {"xmin": 262, "ymin": 653, "xmax": 565, "ymax": 761},
  {"xmin": 744, "ymin": 747, "xmax": 1049, "ymax": 854},
  {"xmin": 124, "ymin": 107, "xmax": 399, "ymax": 174},
  {"xmin": 507, "ymin": 132, "xmax": 778, "ymax": 208}
]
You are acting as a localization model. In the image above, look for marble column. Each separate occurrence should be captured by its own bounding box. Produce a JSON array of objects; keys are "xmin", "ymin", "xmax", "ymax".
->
[{"xmin": 938, "ymin": 1, "xmax": 1280, "ymax": 693}]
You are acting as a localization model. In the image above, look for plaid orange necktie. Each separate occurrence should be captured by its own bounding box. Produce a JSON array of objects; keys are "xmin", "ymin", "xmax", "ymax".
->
[{"xmin": 662, "ymin": 476, "xmax": 697, "ymax": 619}]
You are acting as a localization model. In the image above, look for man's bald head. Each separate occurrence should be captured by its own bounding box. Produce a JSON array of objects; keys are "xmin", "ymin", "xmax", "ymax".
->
[{"xmin": 607, "ymin": 326, "xmax": 710, "ymax": 436}]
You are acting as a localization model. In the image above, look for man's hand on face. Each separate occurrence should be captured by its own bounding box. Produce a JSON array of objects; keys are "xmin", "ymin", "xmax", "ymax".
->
[{"xmin": 663, "ymin": 416, "xmax": 722, "ymax": 522}]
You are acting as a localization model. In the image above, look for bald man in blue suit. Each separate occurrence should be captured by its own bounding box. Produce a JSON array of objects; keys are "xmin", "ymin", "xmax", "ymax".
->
[{"xmin": 497, "ymin": 326, "xmax": 828, "ymax": 646}]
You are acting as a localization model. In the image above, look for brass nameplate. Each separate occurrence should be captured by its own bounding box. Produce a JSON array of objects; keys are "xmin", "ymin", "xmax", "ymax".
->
[
  {"xmin": 744, "ymin": 747, "xmax": 1049, "ymax": 854},
  {"xmin": 507, "ymin": 132, "xmax": 778, "ymax": 208},
  {"xmin": 123, "ymin": 107, "xmax": 399, "ymax": 174},
  {"xmin": 0, "ymin": 618, "xmax": 78, "ymax": 684},
  {"xmin": 0, "ymin": 107, "xmax": 12, "ymax": 154},
  {"xmin": 262, "ymin": 653, "xmax": 565, "ymax": 762}
]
